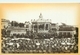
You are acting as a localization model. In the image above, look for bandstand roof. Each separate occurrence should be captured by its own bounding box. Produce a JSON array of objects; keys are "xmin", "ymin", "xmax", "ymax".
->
[{"xmin": 31, "ymin": 13, "xmax": 51, "ymax": 23}]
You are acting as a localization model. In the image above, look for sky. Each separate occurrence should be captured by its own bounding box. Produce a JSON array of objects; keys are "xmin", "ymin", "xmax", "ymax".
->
[{"xmin": 0, "ymin": 3, "xmax": 78, "ymax": 25}]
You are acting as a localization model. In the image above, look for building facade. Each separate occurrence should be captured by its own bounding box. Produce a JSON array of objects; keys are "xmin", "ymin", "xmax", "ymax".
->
[
  {"xmin": 31, "ymin": 13, "xmax": 51, "ymax": 33},
  {"xmin": 7, "ymin": 27, "xmax": 27, "ymax": 35},
  {"xmin": 57, "ymin": 25, "xmax": 75, "ymax": 38},
  {"xmin": 24, "ymin": 21, "xmax": 32, "ymax": 31}
]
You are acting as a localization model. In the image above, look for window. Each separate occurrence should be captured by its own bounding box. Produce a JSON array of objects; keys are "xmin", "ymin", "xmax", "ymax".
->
[
  {"xmin": 46, "ymin": 24, "xmax": 48, "ymax": 30},
  {"xmin": 26, "ymin": 25, "xmax": 29, "ymax": 28},
  {"xmin": 39, "ymin": 24, "xmax": 44, "ymax": 30}
]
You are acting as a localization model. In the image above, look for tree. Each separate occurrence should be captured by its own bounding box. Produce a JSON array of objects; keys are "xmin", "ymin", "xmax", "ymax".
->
[
  {"xmin": 19, "ymin": 23, "xmax": 24, "ymax": 27},
  {"xmin": 11, "ymin": 21, "xmax": 18, "ymax": 27}
]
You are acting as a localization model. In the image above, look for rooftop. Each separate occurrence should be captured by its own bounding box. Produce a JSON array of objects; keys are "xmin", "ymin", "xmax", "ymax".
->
[{"xmin": 31, "ymin": 13, "xmax": 51, "ymax": 23}]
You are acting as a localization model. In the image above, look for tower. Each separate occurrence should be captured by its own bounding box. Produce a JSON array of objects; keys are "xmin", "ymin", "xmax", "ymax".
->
[{"xmin": 39, "ymin": 13, "xmax": 43, "ymax": 18}]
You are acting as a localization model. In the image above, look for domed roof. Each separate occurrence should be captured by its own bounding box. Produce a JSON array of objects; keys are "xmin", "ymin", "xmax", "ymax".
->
[{"xmin": 31, "ymin": 13, "xmax": 51, "ymax": 23}]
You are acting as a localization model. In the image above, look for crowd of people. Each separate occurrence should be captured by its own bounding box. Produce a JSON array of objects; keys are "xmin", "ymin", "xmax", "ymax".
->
[{"xmin": 2, "ymin": 36, "xmax": 78, "ymax": 53}]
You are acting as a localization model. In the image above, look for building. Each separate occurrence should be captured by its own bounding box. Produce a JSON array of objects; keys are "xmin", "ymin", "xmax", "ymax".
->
[
  {"xmin": 24, "ymin": 21, "xmax": 32, "ymax": 31},
  {"xmin": 24, "ymin": 21, "xmax": 32, "ymax": 35},
  {"xmin": 7, "ymin": 27, "xmax": 27, "ymax": 35},
  {"xmin": 57, "ymin": 25, "xmax": 75, "ymax": 38},
  {"xmin": 31, "ymin": 13, "xmax": 51, "ymax": 33},
  {"xmin": 49, "ymin": 23, "xmax": 59, "ymax": 34},
  {"xmin": 1, "ymin": 19, "xmax": 11, "ymax": 29}
]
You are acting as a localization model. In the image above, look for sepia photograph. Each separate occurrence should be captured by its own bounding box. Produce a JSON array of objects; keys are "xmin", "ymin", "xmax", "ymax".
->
[{"xmin": 0, "ymin": 3, "xmax": 79, "ymax": 54}]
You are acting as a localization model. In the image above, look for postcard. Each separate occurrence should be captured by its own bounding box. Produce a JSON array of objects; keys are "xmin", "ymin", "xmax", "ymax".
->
[{"xmin": 0, "ymin": 3, "xmax": 80, "ymax": 55}]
